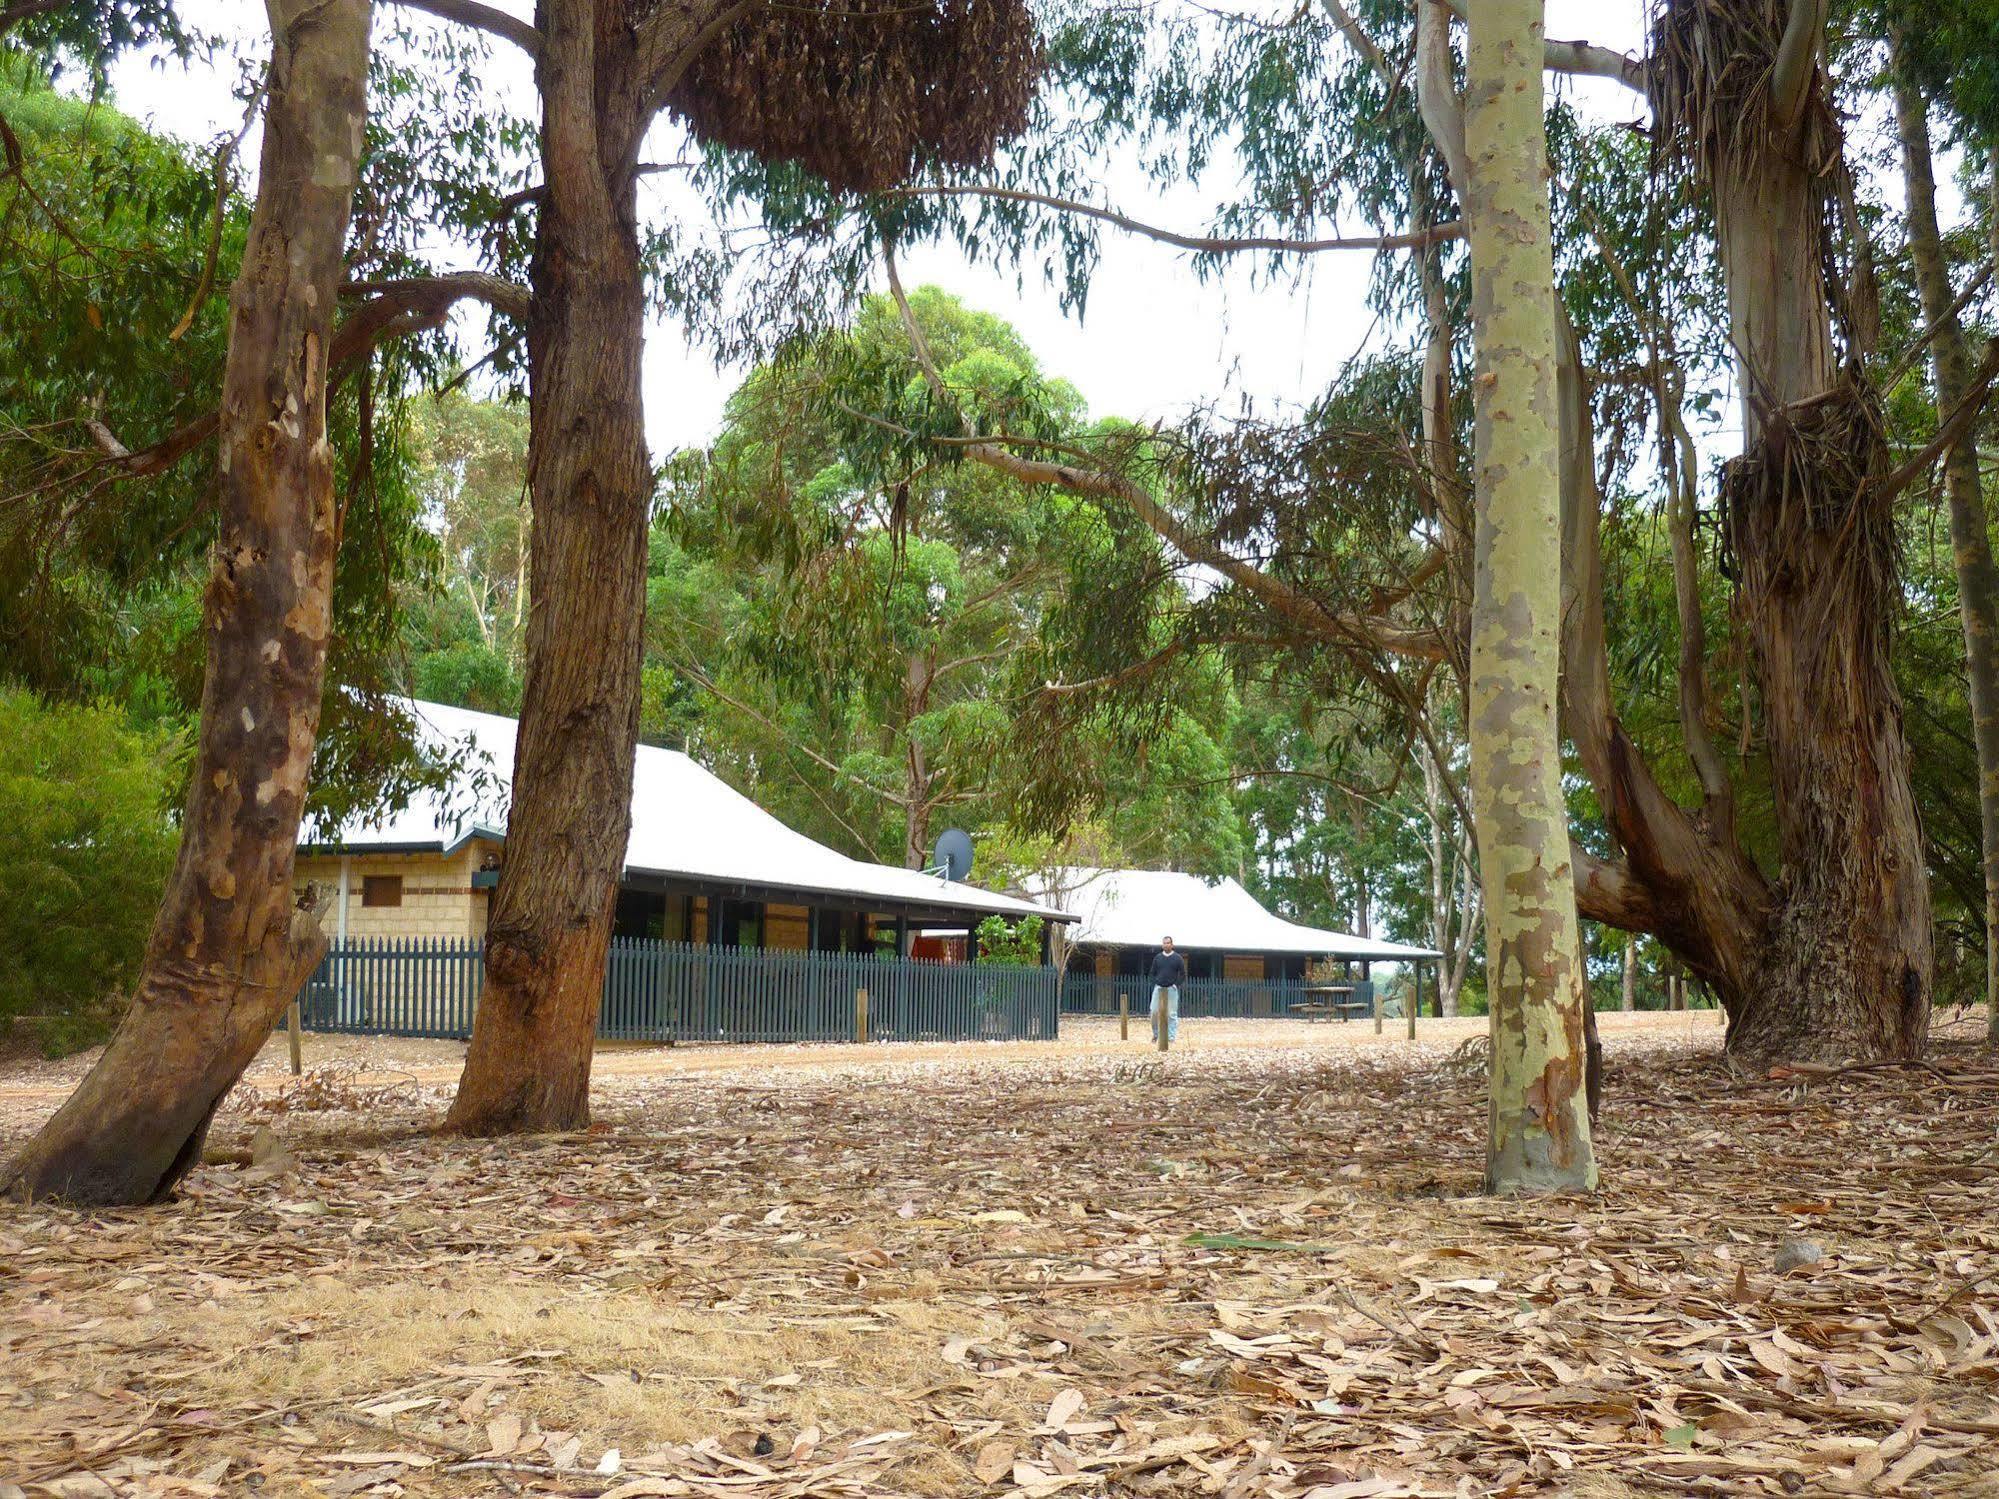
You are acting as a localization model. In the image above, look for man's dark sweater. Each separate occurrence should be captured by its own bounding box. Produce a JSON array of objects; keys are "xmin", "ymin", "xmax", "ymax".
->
[{"xmin": 1150, "ymin": 949, "xmax": 1187, "ymax": 988}]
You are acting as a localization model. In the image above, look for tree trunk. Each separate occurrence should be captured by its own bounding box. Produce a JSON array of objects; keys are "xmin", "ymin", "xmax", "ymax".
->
[
  {"xmin": 1443, "ymin": 833, "xmax": 1474, "ymax": 1019},
  {"xmin": 1417, "ymin": 720, "xmax": 1473, "ymax": 1018},
  {"xmin": 903, "ymin": 650, "xmax": 933, "ymax": 870},
  {"xmin": 1892, "ymin": 56, "xmax": 1999, "ymax": 1045},
  {"xmin": 1621, "ymin": 937, "xmax": 1636, "ymax": 1013},
  {"xmin": 1554, "ymin": 291, "xmax": 1775, "ymax": 1015},
  {"xmin": 1461, "ymin": 0, "xmax": 1596, "ymax": 1193},
  {"xmin": 4, "ymin": 0, "xmax": 369, "ymax": 1204},
  {"xmin": 446, "ymin": 0, "xmax": 651, "ymax": 1135},
  {"xmin": 1691, "ymin": 9, "xmax": 1931, "ymax": 1064},
  {"xmin": 1538, "ymin": 0, "xmax": 1935, "ymax": 1065}
]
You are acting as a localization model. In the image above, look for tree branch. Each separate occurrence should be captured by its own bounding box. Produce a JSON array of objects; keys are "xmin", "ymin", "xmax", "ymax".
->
[
  {"xmin": 1770, "ymin": 0, "xmax": 1828, "ymax": 132},
  {"xmin": 884, "ymin": 185, "xmax": 1461, "ymax": 256},
  {"xmin": 0, "ymin": 0, "xmax": 66, "ymax": 34},
  {"xmin": 1415, "ymin": 0, "xmax": 1469, "ymax": 197},
  {"xmin": 1038, "ymin": 640, "xmax": 1187, "ymax": 696},
  {"xmin": 82, "ymin": 273, "xmax": 529, "ymax": 480},
  {"xmin": 1574, "ymin": 198, "xmax": 1738, "ymax": 835},
  {"xmin": 1317, "ymin": 0, "xmax": 1398, "ymax": 93},
  {"xmin": 1882, "ymin": 263, "xmax": 1994, "ymax": 395},
  {"xmin": 1573, "ymin": 848, "xmax": 1657, "ymax": 929},
  {"xmin": 1661, "ymin": 369, "xmax": 1735, "ymax": 830},
  {"xmin": 390, "ymin": 0, "xmax": 540, "ymax": 58},
  {"xmin": 339, "ymin": 270, "xmax": 532, "ymax": 324},
  {"xmin": 1437, "ymin": 0, "xmax": 1647, "ymax": 93},
  {"xmin": 487, "ymin": 160, "xmax": 696, "ymax": 220},
  {"xmin": 1873, "ymin": 337, "xmax": 1999, "ymax": 502},
  {"xmin": 170, "ymin": 77, "xmax": 268, "ymax": 342},
  {"xmin": 882, "ymin": 249, "xmax": 1449, "ymax": 665},
  {"xmin": 638, "ymin": 1, "xmax": 759, "ymax": 114},
  {"xmin": 669, "ymin": 660, "xmax": 912, "ymax": 834}
]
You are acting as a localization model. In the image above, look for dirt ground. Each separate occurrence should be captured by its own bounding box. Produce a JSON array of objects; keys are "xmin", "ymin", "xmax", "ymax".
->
[
  {"xmin": 3, "ymin": 1011, "xmax": 1997, "ymax": 1498},
  {"xmin": 0, "ymin": 1013, "xmax": 1725, "ymax": 1133}
]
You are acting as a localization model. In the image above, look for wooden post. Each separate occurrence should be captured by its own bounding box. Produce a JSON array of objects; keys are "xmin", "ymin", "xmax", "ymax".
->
[
  {"xmin": 1406, "ymin": 978, "xmax": 1417, "ymax": 1040},
  {"xmin": 1154, "ymin": 991, "xmax": 1169, "ymax": 1053},
  {"xmin": 287, "ymin": 999, "xmax": 302, "ymax": 1075},
  {"xmin": 855, "ymin": 986, "xmax": 869, "ymax": 1044},
  {"xmin": 1373, "ymin": 984, "xmax": 1384, "ymax": 1035},
  {"xmin": 1119, "ymin": 991, "xmax": 1129, "ymax": 1040}
]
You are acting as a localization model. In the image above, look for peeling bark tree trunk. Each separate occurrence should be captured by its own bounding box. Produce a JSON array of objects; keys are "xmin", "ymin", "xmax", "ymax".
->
[
  {"xmin": 1683, "ymin": 2, "xmax": 1930, "ymax": 1064},
  {"xmin": 1461, "ymin": 0, "xmax": 1596, "ymax": 1193},
  {"xmin": 1892, "ymin": 56, "xmax": 1999, "ymax": 1044},
  {"xmin": 1532, "ymin": 0, "xmax": 1934, "ymax": 1065},
  {"xmin": 1622, "ymin": 937, "xmax": 1636, "ymax": 1013},
  {"xmin": 4, "ymin": 0, "xmax": 370, "ymax": 1204},
  {"xmin": 446, "ymin": 0, "xmax": 651, "ymax": 1135}
]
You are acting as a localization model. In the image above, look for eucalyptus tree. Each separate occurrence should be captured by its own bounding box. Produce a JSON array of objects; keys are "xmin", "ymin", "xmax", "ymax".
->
[
  {"xmin": 383, "ymin": 0, "xmax": 1044, "ymax": 1135},
  {"xmin": 657, "ymin": 285, "xmax": 1249, "ymax": 877},
  {"xmin": 658, "ymin": 287, "xmax": 1074, "ymax": 867},
  {"xmin": 1455, "ymin": 0, "xmax": 1594, "ymax": 1192},
  {"xmin": 809, "ymin": 0, "xmax": 1970, "ymax": 1067},
  {"xmin": 1887, "ymin": 38, "xmax": 1999, "ymax": 1040},
  {"xmin": 393, "ymin": 392, "xmax": 532, "ymax": 712},
  {"xmin": 5, "ymin": 0, "xmax": 376, "ymax": 1205}
]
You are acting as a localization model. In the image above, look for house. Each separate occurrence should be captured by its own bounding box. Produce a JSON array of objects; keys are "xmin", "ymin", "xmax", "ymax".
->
[
  {"xmin": 294, "ymin": 699, "xmax": 1070, "ymax": 958},
  {"xmin": 1035, "ymin": 866, "xmax": 1439, "ymax": 994}
]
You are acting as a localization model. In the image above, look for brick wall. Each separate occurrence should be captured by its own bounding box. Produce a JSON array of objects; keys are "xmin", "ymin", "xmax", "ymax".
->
[{"xmin": 295, "ymin": 839, "xmax": 498, "ymax": 942}]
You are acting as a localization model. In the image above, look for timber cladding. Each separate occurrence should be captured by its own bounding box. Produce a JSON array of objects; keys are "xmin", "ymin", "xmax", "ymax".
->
[
  {"xmin": 765, "ymin": 902, "xmax": 811, "ymax": 951},
  {"xmin": 1222, "ymin": 953, "xmax": 1266, "ymax": 982},
  {"xmin": 294, "ymin": 840, "xmax": 498, "ymax": 942}
]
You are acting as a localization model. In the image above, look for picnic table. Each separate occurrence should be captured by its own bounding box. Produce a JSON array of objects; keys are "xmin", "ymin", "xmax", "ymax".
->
[{"xmin": 1293, "ymin": 985, "xmax": 1363, "ymax": 1021}]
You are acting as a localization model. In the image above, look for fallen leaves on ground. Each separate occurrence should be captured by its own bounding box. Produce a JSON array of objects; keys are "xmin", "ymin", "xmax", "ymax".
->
[{"xmin": 2, "ymin": 1014, "xmax": 1996, "ymax": 1497}]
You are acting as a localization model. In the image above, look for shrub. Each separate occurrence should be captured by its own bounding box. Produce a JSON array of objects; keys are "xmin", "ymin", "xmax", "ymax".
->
[
  {"xmin": 0, "ymin": 689, "xmax": 183, "ymax": 1056},
  {"xmin": 975, "ymin": 913, "xmax": 1044, "ymax": 966}
]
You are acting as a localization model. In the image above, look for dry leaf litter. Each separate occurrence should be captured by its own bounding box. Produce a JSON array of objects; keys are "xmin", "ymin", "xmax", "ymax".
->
[{"xmin": 2, "ymin": 1011, "xmax": 1996, "ymax": 1498}]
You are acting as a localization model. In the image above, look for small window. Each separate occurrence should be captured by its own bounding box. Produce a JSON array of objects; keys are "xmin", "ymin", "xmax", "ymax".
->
[{"xmin": 362, "ymin": 875, "xmax": 403, "ymax": 908}]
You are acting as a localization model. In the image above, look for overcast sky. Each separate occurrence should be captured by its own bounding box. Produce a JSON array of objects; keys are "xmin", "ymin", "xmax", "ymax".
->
[{"xmin": 107, "ymin": 3, "xmax": 1653, "ymax": 454}]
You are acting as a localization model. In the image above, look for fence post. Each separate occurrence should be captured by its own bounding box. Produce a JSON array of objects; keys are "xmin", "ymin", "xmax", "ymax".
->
[
  {"xmin": 855, "ymin": 986, "xmax": 869, "ymax": 1044},
  {"xmin": 1119, "ymin": 991, "xmax": 1129, "ymax": 1040},
  {"xmin": 1406, "ymin": 983, "xmax": 1416, "ymax": 1041},
  {"xmin": 1374, "ymin": 986, "xmax": 1384, "ymax": 1035},
  {"xmin": 1154, "ymin": 992, "xmax": 1169, "ymax": 1054},
  {"xmin": 287, "ymin": 999, "xmax": 302, "ymax": 1074}
]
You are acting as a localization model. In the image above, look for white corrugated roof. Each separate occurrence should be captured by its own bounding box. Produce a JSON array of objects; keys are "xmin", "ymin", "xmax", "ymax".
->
[
  {"xmin": 302, "ymin": 700, "xmax": 1067, "ymax": 922},
  {"xmin": 1031, "ymin": 867, "xmax": 1439, "ymax": 961}
]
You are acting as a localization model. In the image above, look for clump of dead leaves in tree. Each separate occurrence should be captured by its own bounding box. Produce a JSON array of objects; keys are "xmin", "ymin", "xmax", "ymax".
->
[{"xmin": 2, "ymin": 1013, "xmax": 1996, "ymax": 1497}]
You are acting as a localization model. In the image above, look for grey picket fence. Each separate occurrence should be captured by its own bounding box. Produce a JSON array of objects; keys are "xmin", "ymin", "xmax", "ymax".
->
[
  {"xmin": 1058, "ymin": 973, "xmax": 1375, "ymax": 1020},
  {"xmin": 297, "ymin": 937, "xmax": 1059, "ymax": 1045}
]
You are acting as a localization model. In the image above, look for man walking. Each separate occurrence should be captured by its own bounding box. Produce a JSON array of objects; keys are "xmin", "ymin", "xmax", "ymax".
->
[{"xmin": 1150, "ymin": 936, "xmax": 1187, "ymax": 1045}]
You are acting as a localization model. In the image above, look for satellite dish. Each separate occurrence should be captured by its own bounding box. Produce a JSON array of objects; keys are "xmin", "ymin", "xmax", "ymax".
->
[{"xmin": 931, "ymin": 828, "xmax": 974, "ymax": 882}]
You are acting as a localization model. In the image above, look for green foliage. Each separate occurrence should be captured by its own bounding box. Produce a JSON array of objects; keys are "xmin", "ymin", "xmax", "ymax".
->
[
  {"xmin": 396, "ymin": 391, "xmax": 532, "ymax": 713},
  {"xmin": 0, "ymin": 56, "xmax": 468, "ymax": 832},
  {"xmin": 413, "ymin": 641, "xmax": 522, "ymax": 716},
  {"xmin": 657, "ymin": 286, "xmax": 1245, "ymax": 872},
  {"xmin": 1875, "ymin": 0, "xmax": 1999, "ymax": 142},
  {"xmin": 0, "ymin": 56, "xmax": 238, "ymax": 695},
  {"xmin": 0, "ymin": 688, "xmax": 181, "ymax": 1056},
  {"xmin": 974, "ymin": 913, "xmax": 1044, "ymax": 966},
  {"xmin": 4, "ymin": 2, "xmax": 194, "ymax": 90}
]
